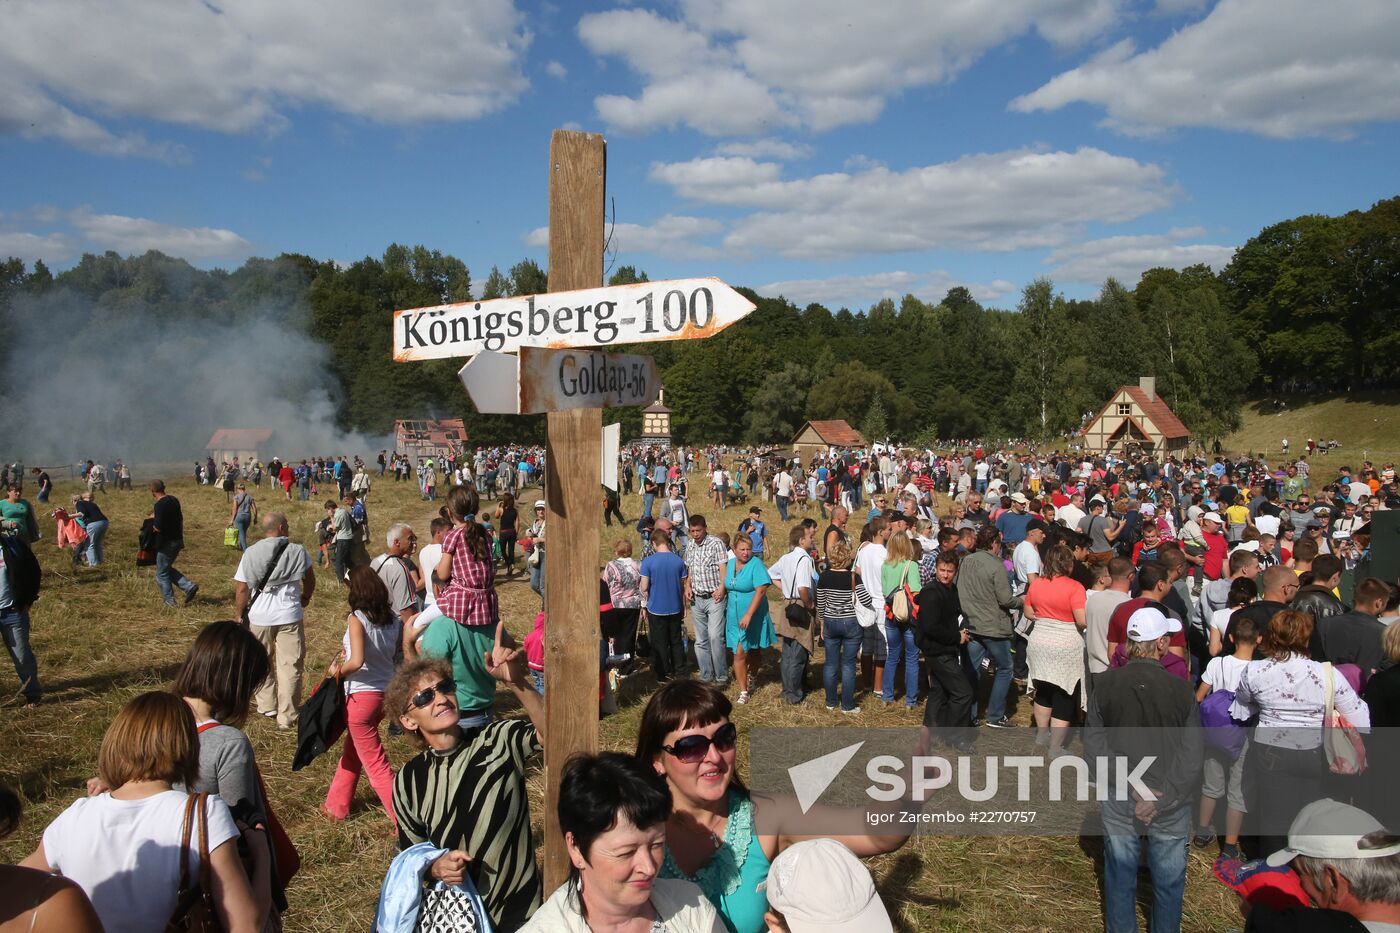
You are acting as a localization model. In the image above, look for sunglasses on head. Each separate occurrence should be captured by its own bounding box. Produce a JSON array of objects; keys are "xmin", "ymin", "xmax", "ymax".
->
[
  {"xmin": 662, "ymin": 722, "xmax": 738, "ymax": 763},
  {"xmin": 408, "ymin": 678, "xmax": 456, "ymax": 711}
]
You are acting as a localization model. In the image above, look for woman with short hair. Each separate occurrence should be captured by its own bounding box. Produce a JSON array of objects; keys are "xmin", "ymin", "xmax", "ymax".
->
[
  {"xmin": 523, "ymin": 753, "xmax": 722, "ymax": 932},
  {"xmin": 22, "ymin": 692, "xmax": 258, "ymax": 933},
  {"xmin": 602, "ymin": 539, "xmax": 642, "ymax": 666},
  {"xmin": 389, "ymin": 653, "xmax": 546, "ymax": 932}
]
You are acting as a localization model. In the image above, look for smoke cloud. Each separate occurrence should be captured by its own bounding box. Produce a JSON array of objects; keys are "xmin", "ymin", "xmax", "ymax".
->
[{"xmin": 1, "ymin": 290, "xmax": 389, "ymax": 467}]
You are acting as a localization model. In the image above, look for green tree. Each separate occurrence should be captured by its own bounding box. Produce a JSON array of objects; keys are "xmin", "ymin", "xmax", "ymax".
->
[
  {"xmin": 480, "ymin": 265, "xmax": 509, "ymax": 300},
  {"xmin": 509, "ymin": 259, "xmax": 547, "ymax": 297},
  {"xmin": 607, "ymin": 265, "xmax": 648, "ymax": 286},
  {"xmin": 861, "ymin": 397, "xmax": 888, "ymax": 443},
  {"xmin": 745, "ymin": 363, "xmax": 812, "ymax": 444}
]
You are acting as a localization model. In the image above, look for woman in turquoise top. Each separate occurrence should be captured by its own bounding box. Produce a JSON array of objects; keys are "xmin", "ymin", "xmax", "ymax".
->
[
  {"xmin": 637, "ymin": 681, "xmax": 913, "ymax": 933},
  {"xmin": 723, "ymin": 535, "xmax": 773, "ymax": 705}
]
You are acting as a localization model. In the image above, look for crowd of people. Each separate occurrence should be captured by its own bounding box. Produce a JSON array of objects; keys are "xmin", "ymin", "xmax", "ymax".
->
[{"xmin": 4, "ymin": 439, "xmax": 1400, "ymax": 932}]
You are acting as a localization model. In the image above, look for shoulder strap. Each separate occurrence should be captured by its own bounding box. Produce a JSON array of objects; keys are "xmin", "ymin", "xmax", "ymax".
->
[
  {"xmin": 178, "ymin": 792, "xmax": 197, "ymax": 892},
  {"xmin": 196, "ymin": 793, "xmax": 212, "ymax": 892},
  {"xmin": 252, "ymin": 539, "xmax": 291, "ymax": 601}
]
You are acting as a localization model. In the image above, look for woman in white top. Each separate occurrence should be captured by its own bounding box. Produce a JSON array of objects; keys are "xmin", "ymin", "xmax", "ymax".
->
[
  {"xmin": 523, "ymin": 752, "xmax": 722, "ymax": 933},
  {"xmin": 323, "ymin": 565, "xmax": 403, "ymax": 827},
  {"xmin": 1231, "ymin": 608, "xmax": 1370, "ymax": 855},
  {"xmin": 22, "ymin": 692, "xmax": 258, "ymax": 933}
]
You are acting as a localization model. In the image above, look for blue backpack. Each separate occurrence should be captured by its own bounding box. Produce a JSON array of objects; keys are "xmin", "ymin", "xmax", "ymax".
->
[{"xmin": 1200, "ymin": 688, "xmax": 1247, "ymax": 759}]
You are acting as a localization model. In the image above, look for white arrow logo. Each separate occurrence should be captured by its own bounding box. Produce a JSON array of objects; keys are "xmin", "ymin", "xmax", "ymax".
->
[{"xmin": 788, "ymin": 741, "xmax": 865, "ymax": 814}]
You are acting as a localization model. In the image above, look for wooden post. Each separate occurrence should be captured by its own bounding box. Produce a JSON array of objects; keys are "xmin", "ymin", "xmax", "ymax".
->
[{"xmin": 541, "ymin": 129, "xmax": 605, "ymax": 891}]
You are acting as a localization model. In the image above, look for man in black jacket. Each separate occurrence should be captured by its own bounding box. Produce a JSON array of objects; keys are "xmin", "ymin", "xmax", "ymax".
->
[
  {"xmin": 1086, "ymin": 606, "xmax": 1202, "ymax": 933},
  {"xmin": 916, "ymin": 549, "xmax": 974, "ymax": 751},
  {"xmin": 149, "ymin": 479, "xmax": 198, "ymax": 607}
]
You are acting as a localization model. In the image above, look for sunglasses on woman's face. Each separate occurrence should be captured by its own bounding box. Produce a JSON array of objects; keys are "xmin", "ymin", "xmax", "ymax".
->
[
  {"xmin": 662, "ymin": 722, "xmax": 738, "ymax": 763},
  {"xmin": 408, "ymin": 678, "xmax": 456, "ymax": 711}
]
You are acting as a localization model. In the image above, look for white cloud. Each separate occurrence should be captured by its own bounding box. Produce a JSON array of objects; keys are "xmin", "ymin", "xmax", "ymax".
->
[
  {"xmin": 526, "ymin": 214, "xmax": 723, "ymax": 260},
  {"xmin": 758, "ymin": 270, "xmax": 1017, "ymax": 309},
  {"xmin": 70, "ymin": 210, "xmax": 253, "ymax": 260},
  {"xmin": 0, "ymin": 229, "xmax": 76, "ymax": 266},
  {"xmin": 714, "ymin": 139, "xmax": 813, "ymax": 160},
  {"xmin": 1011, "ymin": 0, "xmax": 1400, "ymax": 138},
  {"xmin": 579, "ymin": 0, "xmax": 1124, "ymax": 135},
  {"xmin": 652, "ymin": 147, "xmax": 1176, "ymax": 259},
  {"xmin": 1045, "ymin": 228, "xmax": 1237, "ymax": 284},
  {"xmin": 0, "ymin": 0, "xmax": 532, "ymax": 157},
  {"xmin": 545, "ymin": 61, "xmax": 568, "ymax": 79}
]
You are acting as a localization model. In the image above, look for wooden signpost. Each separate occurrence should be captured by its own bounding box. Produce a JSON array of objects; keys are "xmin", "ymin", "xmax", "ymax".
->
[{"xmin": 394, "ymin": 129, "xmax": 755, "ymax": 890}]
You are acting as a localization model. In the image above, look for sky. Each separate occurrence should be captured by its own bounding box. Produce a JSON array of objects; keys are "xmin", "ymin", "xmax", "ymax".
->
[{"xmin": 2, "ymin": 0, "xmax": 1398, "ymax": 309}]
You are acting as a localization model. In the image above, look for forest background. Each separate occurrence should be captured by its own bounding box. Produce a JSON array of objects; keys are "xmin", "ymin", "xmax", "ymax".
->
[{"xmin": 2, "ymin": 195, "xmax": 1396, "ymax": 452}]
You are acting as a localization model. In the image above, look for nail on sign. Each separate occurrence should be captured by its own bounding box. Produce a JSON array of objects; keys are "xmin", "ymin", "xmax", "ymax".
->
[
  {"xmin": 394, "ymin": 277, "xmax": 754, "ymax": 362},
  {"xmin": 459, "ymin": 346, "xmax": 661, "ymax": 415}
]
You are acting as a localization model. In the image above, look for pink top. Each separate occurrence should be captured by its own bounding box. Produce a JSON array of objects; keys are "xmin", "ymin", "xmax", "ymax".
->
[
  {"xmin": 435, "ymin": 525, "xmax": 499, "ymax": 627},
  {"xmin": 1026, "ymin": 575, "xmax": 1087, "ymax": 624}
]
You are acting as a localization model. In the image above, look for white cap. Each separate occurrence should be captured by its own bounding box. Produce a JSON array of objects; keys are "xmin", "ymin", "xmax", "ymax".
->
[
  {"xmin": 1126, "ymin": 607, "xmax": 1182, "ymax": 641},
  {"xmin": 534, "ymin": 500, "xmax": 546, "ymax": 509},
  {"xmin": 1267, "ymin": 799, "xmax": 1400, "ymax": 867},
  {"xmin": 1201, "ymin": 511, "xmax": 1223, "ymax": 524},
  {"xmin": 1089, "ymin": 495, "xmax": 1106, "ymax": 506},
  {"xmin": 766, "ymin": 839, "xmax": 894, "ymax": 933},
  {"xmin": 1010, "ymin": 492, "xmax": 1030, "ymax": 505}
]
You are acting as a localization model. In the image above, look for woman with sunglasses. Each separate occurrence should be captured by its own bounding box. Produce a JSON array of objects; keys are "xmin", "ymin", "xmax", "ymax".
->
[
  {"xmin": 636, "ymin": 681, "xmax": 913, "ymax": 933},
  {"xmin": 389, "ymin": 653, "xmax": 545, "ymax": 932}
]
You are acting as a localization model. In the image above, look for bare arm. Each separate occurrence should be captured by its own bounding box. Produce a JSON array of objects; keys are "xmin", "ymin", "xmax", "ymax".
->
[
  {"xmin": 209, "ymin": 838, "xmax": 260, "ymax": 933},
  {"xmin": 301, "ymin": 565, "xmax": 315, "ymax": 607},
  {"xmin": 332, "ymin": 612, "xmax": 366, "ymax": 678},
  {"xmin": 740, "ymin": 584, "xmax": 769, "ymax": 629},
  {"xmin": 233, "ymin": 581, "xmax": 250, "ymax": 620}
]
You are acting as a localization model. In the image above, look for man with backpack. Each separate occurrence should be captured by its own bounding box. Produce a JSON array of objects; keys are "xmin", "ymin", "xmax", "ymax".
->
[{"xmin": 0, "ymin": 531, "xmax": 43, "ymax": 707}]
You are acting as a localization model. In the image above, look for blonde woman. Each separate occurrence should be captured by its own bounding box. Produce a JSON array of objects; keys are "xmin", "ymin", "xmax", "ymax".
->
[{"xmin": 879, "ymin": 532, "xmax": 921, "ymax": 708}]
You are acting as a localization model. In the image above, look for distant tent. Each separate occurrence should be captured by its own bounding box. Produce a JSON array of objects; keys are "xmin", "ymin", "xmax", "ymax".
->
[{"xmin": 792, "ymin": 420, "xmax": 866, "ymax": 464}]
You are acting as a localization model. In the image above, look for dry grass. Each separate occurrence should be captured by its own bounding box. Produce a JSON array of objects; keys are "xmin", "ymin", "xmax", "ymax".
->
[
  {"xmin": 0, "ymin": 470, "xmax": 1242, "ymax": 931},
  {"xmin": 1224, "ymin": 392, "xmax": 1400, "ymax": 466}
]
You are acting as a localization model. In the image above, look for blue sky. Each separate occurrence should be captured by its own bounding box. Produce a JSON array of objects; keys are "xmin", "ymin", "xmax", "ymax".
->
[{"xmin": 2, "ymin": 0, "xmax": 1397, "ymax": 308}]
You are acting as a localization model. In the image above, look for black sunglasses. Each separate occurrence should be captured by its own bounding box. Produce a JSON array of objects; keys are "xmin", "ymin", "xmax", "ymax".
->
[
  {"xmin": 662, "ymin": 722, "xmax": 738, "ymax": 763},
  {"xmin": 408, "ymin": 678, "xmax": 456, "ymax": 711}
]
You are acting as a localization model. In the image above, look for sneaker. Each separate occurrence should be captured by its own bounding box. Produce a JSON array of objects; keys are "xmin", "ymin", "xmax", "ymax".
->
[
  {"xmin": 1219, "ymin": 842, "xmax": 1242, "ymax": 860},
  {"xmin": 841, "ymin": 706, "xmax": 862, "ymax": 715},
  {"xmin": 985, "ymin": 717, "xmax": 1014, "ymax": 728},
  {"xmin": 736, "ymin": 691, "xmax": 750, "ymax": 705},
  {"xmin": 1193, "ymin": 827, "xmax": 1217, "ymax": 849},
  {"xmin": 261, "ymin": 710, "xmax": 277, "ymax": 719},
  {"xmin": 184, "ymin": 584, "xmax": 200, "ymax": 606},
  {"xmin": 826, "ymin": 704, "xmax": 838, "ymax": 711}
]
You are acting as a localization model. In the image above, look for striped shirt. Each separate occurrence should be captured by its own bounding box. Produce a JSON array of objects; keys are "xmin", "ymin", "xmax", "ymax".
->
[
  {"xmin": 683, "ymin": 533, "xmax": 727, "ymax": 595},
  {"xmin": 393, "ymin": 720, "xmax": 542, "ymax": 930},
  {"xmin": 816, "ymin": 568, "xmax": 861, "ymax": 620}
]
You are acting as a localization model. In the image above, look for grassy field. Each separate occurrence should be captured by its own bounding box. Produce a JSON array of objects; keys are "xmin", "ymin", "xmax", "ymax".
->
[
  {"xmin": 0, "ymin": 470, "xmax": 1243, "ymax": 932},
  {"xmin": 1223, "ymin": 392, "xmax": 1400, "ymax": 466}
]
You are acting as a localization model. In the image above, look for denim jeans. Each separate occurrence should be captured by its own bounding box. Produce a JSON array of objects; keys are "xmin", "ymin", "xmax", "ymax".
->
[
  {"xmin": 84, "ymin": 519, "xmax": 109, "ymax": 565},
  {"xmin": 1, "ymin": 607, "xmax": 41, "ymax": 701},
  {"xmin": 234, "ymin": 515, "xmax": 250, "ymax": 551},
  {"xmin": 298, "ymin": 481, "xmax": 310, "ymax": 501},
  {"xmin": 965, "ymin": 635, "xmax": 1013, "ymax": 721},
  {"xmin": 529, "ymin": 551, "xmax": 544, "ymax": 600},
  {"xmin": 780, "ymin": 637, "xmax": 810, "ymax": 704},
  {"xmin": 776, "ymin": 495, "xmax": 790, "ymax": 521},
  {"xmin": 823, "ymin": 616, "xmax": 861, "ymax": 710},
  {"xmin": 1100, "ymin": 799, "xmax": 1189, "ymax": 933},
  {"xmin": 692, "ymin": 595, "xmax": 729, "ymax": 684},
  {"xmin": 642, "ymin": 492, "xmax": 656, "ymax": 519},
  {"xmin": 882, "ymin": 623, "xmax": 920, "ymax": 706},
  {"xmin": 154, "ymin": 544, "xmax": 196, "ymax": 605}
]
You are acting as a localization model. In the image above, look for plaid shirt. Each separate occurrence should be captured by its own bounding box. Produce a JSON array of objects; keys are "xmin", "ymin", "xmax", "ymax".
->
[
  {"xmin": 436, "ymin": 525, "xmax": 500, "ymax": 627},
  {"xmin": 684, "ymin": 533, "xmax": 727, "ymax": 595}
]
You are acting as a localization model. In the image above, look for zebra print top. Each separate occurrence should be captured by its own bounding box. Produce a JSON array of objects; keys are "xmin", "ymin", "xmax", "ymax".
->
[{"xmin": 393, "ymin": 719, "xmax": 542, "ymax": 931}]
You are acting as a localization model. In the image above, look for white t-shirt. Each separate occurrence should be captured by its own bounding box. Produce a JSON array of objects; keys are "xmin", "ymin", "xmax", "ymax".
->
[
  {"xmin": 43, "ymin": 790, "xmax": 239, "ymax": 933},
  {"xmin": 1057, "ymin": 504, "xmax": 1086, "ymax": 529},
  {"xmin": 343, "ymin": 610, "xmax": 402, "ymax": 695},
  {"xmin": 854, "ymin": 542, "xmax": 888, "ymax": 628},
  {"xmin": 1203, "ymin": 655, "xmax": 1250, "ymax": 694},
  {"xmin": 1210, "ymin": 607, "xmax": 1235, "ymax": 637},
  {"xmin": 417, "ymin": 542, "xmax": 444, "ymax": 605},
  {"xmin": 975, "ymin": 462, "xmax": 989, "ymax": 481},
  {"xmin": 233, "ymin": 545, "xmax": 313, "ymax": 627},
  {"xmin": 1012, "ymin": 540, "xmax": 1042, "ymax": 596},
  {"xmin": 712, "ymin": 469, "xmax": 725, "ymax": 487},
  {"xmin": 1349, "ymin": 481, "xmax": 1371, "ymax": 504},
  {"xmin": 775, "ymin": 471, "xmax": 794, "ymax": 498},
  {"xmin": 1254, "ymin": 515, "xmax": 1281, "ymax": 537}
]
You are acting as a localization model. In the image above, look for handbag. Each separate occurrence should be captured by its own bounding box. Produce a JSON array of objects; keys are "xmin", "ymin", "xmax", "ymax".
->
[
  {"xmin": 224, "ymin": 526, "xmax": 239, "ymax": 548},
  {"xmin": 416, "ymin": 881, "xmax": 491, "ymax": 933},
  {"xmin": 166, "ymin": 793, "xmax": 222, "ymax": 933},
  {"xmin": 635, "ymin": 610, "xmax": 651, "ymax": 657},
  {"xmin": 1323, "ymin": 662, "xmax": 1367, "ymax": 775},
  {"xmin": 883, "ymin": 564, "xmax": 919, "ymax": 627}
]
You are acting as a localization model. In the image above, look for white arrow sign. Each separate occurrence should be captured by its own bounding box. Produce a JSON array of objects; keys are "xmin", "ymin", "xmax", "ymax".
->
[
  {"xmin": 395, "ymin": 277, "xmax": 754, "ymax": 362},
  {"xmin": 458, "ymin": 346, "xmax": 660, "ymax": 415}
]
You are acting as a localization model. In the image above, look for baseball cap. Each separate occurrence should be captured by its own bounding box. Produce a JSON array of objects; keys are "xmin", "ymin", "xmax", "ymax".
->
[
  {"xmin": 1126, "ymin": 607, "xmax": 1182, "ymax": 641},
  {"xmin": 1266, "ymin": 799, "xmax": 1400, "ymax": 867},
  {"xmin": 766, "ymin": 839, "xmax": 894, "ymax": 933},
  {"xmin": 1010, "ymin": 492, "xmax": 1030, "ymax": 505},
  {"xmin": 1089, "ymin": 495, "xmax": 1106, "ymax": 506},
  {"xmin": 1202, "ymin": 511, "xmax": 1223, "ymax": 524},
  {"xmin": 534, "ymin": 500, "xmax": 546, "ymax": 509},
  {"xmin": 749, "ymin": 506, "xmax": 762, "ymax": 515}
]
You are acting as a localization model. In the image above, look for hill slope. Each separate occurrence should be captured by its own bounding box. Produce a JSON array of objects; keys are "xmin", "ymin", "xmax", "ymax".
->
[{"xmin": 1224, "ymin": 393, "xmax": 1400, "ymax": 464}]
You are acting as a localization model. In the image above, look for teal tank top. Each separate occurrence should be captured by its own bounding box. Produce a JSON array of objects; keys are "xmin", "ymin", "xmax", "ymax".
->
[{"xmin": 658, "ymin": 790, "xmax": 771, "ymax": 933}]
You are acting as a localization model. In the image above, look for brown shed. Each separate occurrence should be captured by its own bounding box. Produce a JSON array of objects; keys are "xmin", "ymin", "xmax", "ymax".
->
[
  {"xmin": 792, "ymin": 420, "xmax": 866, "ymax": 465},
  {"xmin": 394, "ymin": 419, "xmax": 467, "ymax": 463},
  {"xmin": 1081, "ymin": 377, "xmax": 1190, "ymax": 457}
]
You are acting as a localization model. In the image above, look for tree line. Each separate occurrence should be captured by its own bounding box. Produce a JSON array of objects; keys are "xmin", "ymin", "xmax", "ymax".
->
[{"xmin": 2, "ymin": 196, "xmax": 1395, "ymax": 448}]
